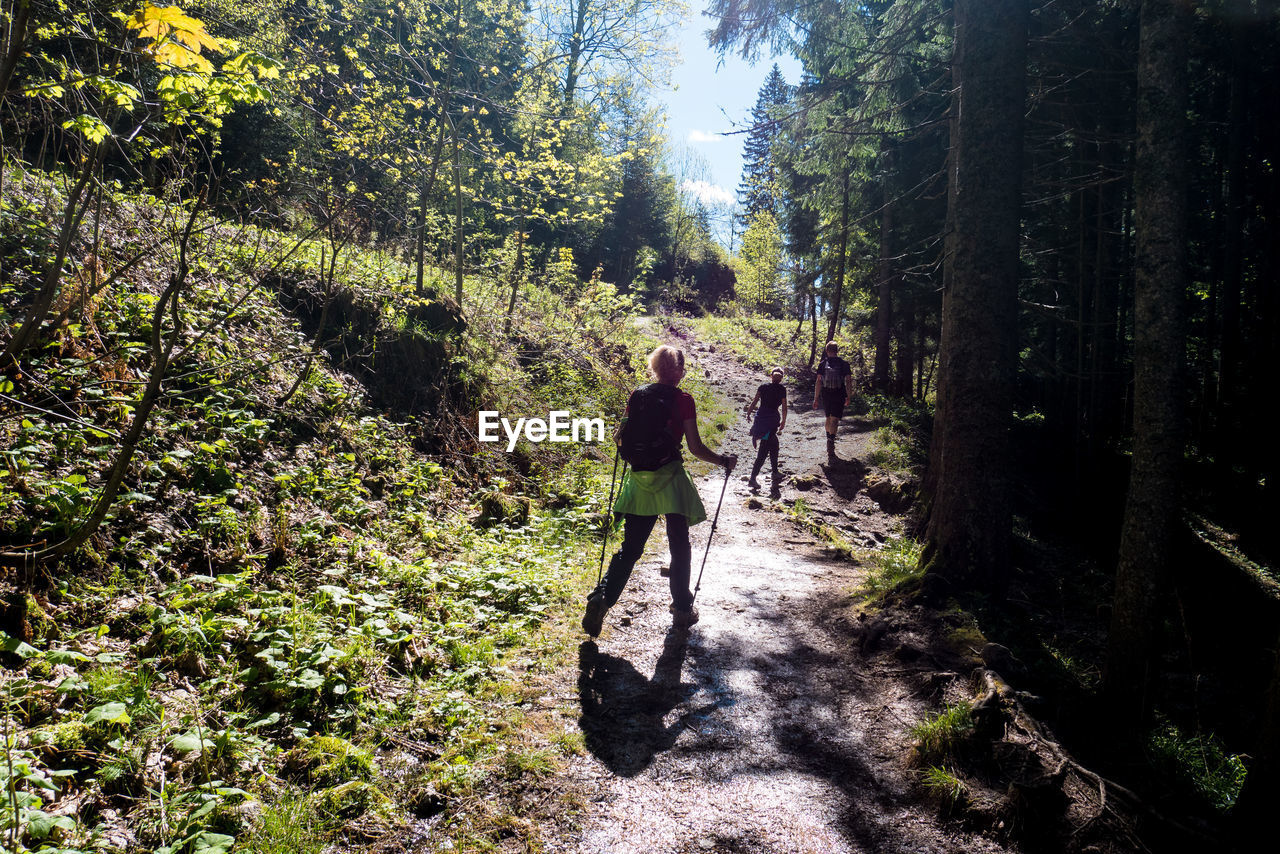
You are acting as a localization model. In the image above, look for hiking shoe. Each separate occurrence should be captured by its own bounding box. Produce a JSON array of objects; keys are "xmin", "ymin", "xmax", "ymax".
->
[
  {"xmin": 671, "ymin": 605, "xmax": 700, "ymax": 630},
  {"xmin": 747, "ymin": 477, "xmax": 760, "ymax": 490},
  {"xmin": 582, "ymin": 591, "xmax": 608, "ymax": 637}
]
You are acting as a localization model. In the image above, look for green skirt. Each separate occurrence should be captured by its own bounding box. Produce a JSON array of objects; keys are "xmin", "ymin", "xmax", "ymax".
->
[{"xmin": 614, "ymin": 459, "xmax": 707, "ymax": 526}]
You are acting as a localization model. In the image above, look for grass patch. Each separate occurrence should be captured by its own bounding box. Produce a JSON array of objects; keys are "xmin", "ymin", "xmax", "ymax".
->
[
  {"xmin": 920, "ymin": 765, "xmax": 969, "ymax": 805},
  {"xmin": 240, "ymin": 795, "xmax": 326, "ymax": 854},
  {"xmin": 860, "ymin": 536, "xmax": 925, "ymax": 596},
  {"xmin": 784, "ymin": 498, "xmax": 857, "ymax": 558},
  {"xmin": 862, "ymin": 394, "xmax": 930, "ymax": 475},
  {"xmin": 687, "ymin": 315, "xmax": 815, "ymax": 373},
  {"xmin": 867, "ymin": 425, "xmax": 916, "ymax": 472},
  {"xmin": 909, "ymin": 703, "xmax": 974, "ymax": 766},
  {"xmin": 1146, "ymin": 717, "xmax": 1247, "ymax": 813}
]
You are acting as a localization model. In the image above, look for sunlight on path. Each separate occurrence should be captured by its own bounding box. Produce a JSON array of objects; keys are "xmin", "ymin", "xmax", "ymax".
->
[{"xmin": 556, "ymin": 333, "xmax": 1011, "ymax": 854}]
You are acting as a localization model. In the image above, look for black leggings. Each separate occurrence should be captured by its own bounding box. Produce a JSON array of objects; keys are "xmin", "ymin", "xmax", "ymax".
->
[
  {"xmin": 597, "ymin": 513, "xmax": 693, "ymax": 611},
  {"xmin": 752, "ymin": 434, "xmax": 780, "ymax": 479}
]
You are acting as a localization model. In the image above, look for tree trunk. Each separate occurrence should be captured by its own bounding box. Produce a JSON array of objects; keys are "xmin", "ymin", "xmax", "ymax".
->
[
  {"xmin": 895, "ymin": 292, "xmax": 914, "ymax": 398},
  {"xmin": 1215, "ymin": 48, "xmax": 1245, "ymax": 467},
  {"xmin": 1234, "ymin": 629, "xmax": 1280, "ymax": 839},
  {"xmin": 874, "ymin": 160, "xmax": 894, "ymax": 392},
  {"xmin": 1092, "ymin": 139, "xmax": 1121, "ymax": 445},
  {"xmin": 915, "ymin": 306, "xmax": 928, "ymax": 400},
  {"xmin": 0, "ymin": 0, "xmax": 31, "ymax": 101},
  {"xmin": 809, "ymin": 278, "xmax": 818, "ymax": 369},
  {"xmin": 452, "ymin": 115, "xmax": 464, "ymax": 308},
  {"xmin": 415, "ymin": 113, "xmax": 451, "ymax": 297},
  {"xmin": 1104, "ymin": 0, "xmax": 1190, "ymax": 731},
  {"xmin": 827, "ymin": 172, "xmax": 850, "ymax": 344},
  {"xmin": 503, "ymin": 222, "xmax": 526, "ymax": 336},
  {"xmin": 921, "ymin": 15, "xmax": 964, "ymax": 516},
  {"xmin": 918, "ymin": 0, "xmax": 1028, "ymax": 593},
  {"xmin": 563, "ymin": 0, "xmax": 588, "ymax": 107}
]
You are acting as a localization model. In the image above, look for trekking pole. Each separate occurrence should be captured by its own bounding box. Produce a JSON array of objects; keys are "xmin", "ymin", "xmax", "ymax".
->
[
  {"xmin": 597, "ymin": 450, "xmax": 626, "ymax": 584},
  {"xmin": 692, "ymin": 465, "xmax": 732, "ymax": 602}
]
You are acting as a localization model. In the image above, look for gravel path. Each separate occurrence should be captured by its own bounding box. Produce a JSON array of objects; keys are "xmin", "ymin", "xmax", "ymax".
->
[{"xmin": 542, "ymin": 331, "xmax": 1015, "ymax": 854}]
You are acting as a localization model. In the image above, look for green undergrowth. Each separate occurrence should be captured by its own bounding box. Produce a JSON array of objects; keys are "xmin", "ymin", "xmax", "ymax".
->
[
  {"xmin": 910, "ymin": 704, "xmax": 975, "ymax": 810},
  {"xmin": 909, "ymin": 703, "xmax": 974, "ymax": 767},
  {"xmin": 919, "ymin": 765, "xmax": 968, "ymax": 806},
  {"xmin": 784, "ymin": 498, "xmax": 856, "ymax": 560},
  {"xmin": 860, "ymin": 536, "xmax": 925, "ymax": 596},
  {"xmin": 862, "ymin": 394, "xmax": 931, "ymax": 476},
  {"xmin": 687, "ymin": 315, "xmax": 814, "ymax": 374},
  {"xmin": 1, "ymin": 169, "xmax": 650, "ymax": 852},
  {"xmin": 1146, "ymin": 716, "xmax": 1247, "ymax": 814}
]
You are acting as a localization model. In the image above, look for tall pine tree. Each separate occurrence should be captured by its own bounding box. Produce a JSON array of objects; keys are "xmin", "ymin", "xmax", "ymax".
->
[{"xmin": 738, "ymin": 64, "xmax": 792, "ymax": 221}]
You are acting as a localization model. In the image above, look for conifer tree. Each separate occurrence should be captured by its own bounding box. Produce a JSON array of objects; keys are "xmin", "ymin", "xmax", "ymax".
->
[{"xmin": 738, "ymin": 63, "xmax": 791, "ymax": 221}]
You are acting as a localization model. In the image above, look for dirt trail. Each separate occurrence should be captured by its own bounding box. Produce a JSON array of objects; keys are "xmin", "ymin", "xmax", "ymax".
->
[{"xmin": 546, "ymin": 331, "xmax": 1013, "ymax": 854}]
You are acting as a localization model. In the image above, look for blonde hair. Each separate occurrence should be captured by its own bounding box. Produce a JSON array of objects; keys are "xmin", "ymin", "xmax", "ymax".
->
[
  {"xmin": 770, "ymin": 367, "xmax": 784, "ymax": 377},
  {"xmin": 824, "ymin": 341, "xmax": 839, "ymax": 354},
  {"xmin": 648, "ymin": 345, "xmax": 685, "ymax": 382}
]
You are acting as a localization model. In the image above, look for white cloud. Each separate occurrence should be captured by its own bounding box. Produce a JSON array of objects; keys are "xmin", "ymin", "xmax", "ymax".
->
[
  {"xmin": 680, "ymin": 179, "xmax": 735, "ymax": 208},
  {"xmin": 687, "ymin": 129, "xmax": 724, "ymax": 143}
]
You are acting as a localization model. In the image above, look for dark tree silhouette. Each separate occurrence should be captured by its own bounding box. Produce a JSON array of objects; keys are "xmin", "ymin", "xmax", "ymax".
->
[
  {"xmin": 1104, "ymin": 0, "xmax": 1190, "ymax": 731},
  {"xmin": 919, "ymin": 0, "xmax": 1028, "ymax": 593}
]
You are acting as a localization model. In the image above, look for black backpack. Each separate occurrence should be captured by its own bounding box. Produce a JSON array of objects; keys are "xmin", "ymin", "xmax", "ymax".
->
[{"xmin": 617, "ymin": 383, "xmax": 681, "ymax": 471}]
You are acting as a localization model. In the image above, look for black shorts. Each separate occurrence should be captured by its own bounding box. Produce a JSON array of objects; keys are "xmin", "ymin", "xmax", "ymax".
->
[{"xmin": 821, "ymin": 388, "xmax": 847, "ymax": 419}]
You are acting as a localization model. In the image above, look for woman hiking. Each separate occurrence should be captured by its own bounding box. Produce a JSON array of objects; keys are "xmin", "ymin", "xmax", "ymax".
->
[
  {"xmin": 583, "ymin": 345, "xmax": 737, "ymax": 637},
  {"xmin": 744, "ymin": 367, "xmax": 787, "ymax": 495}
]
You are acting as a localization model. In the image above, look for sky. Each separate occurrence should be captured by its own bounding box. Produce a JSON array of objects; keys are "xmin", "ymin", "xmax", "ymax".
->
[{"xmin": 659, "ymin": 5, "xmax": 802, "ymax": 244}]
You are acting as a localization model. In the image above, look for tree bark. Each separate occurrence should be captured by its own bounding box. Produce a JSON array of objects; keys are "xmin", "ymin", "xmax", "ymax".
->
[
  {"xmin": 874, "ymin": 164, "xmax": 894, "ymax": 393},
  {"xmin": 1103, "ymin": 0, "xmax": 1190, "ymax": 731},
  {"xmin": 809, "ymin": 278, "xmax": 818, "ymax": 369},
  {"xmin": 919, "ymin": 0, "xmax": 1028, "ymax": 593},
  {"xmin": 563, "ymin": 0, "xmax": 588, "ymax": 107},
  {"xmin": 1215, "ymin": 41, "xmax": 1246, "ymax": 466},
  {"xmin": 826, "ymin": 172, "xmax": 850, "ymax": 344},
  {"xmin": 1234, "ymin": 630, "xmax": 1280, "ymax": 838},
  {"xmin": 894, "ymin": 291, "xmax": 914, "ymax": 398},
  {"xmin": 0, "ymin": 0, "xmax": 31, "ymax": 101},
  {"xmin": 503, "ymin": 221, "xmax": 526, "ymax": 336},
  {"xmin": 920, "ymin": 9, "xmax": 964, "ymax": 516}
]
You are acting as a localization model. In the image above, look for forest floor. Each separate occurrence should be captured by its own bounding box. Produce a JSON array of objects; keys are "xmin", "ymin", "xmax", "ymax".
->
[{"xmin": 529, "ymin": 325, "xmax": 1016, "ymax": 854}]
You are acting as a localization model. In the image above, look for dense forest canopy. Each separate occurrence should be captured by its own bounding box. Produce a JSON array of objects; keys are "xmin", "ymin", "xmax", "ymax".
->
[{"xmin": 2, "ymin": 0, "xmax": 1280, "ymax": 850}]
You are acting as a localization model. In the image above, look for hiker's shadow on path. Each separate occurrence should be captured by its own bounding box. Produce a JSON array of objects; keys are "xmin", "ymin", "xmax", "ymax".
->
[
  {"xmin": 578, "ymin": 631, "xmax": 697, "ymax": 777},
  {"xmin": 820, "ymin": 455, "xmax": 867, "ymax": 502}
]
